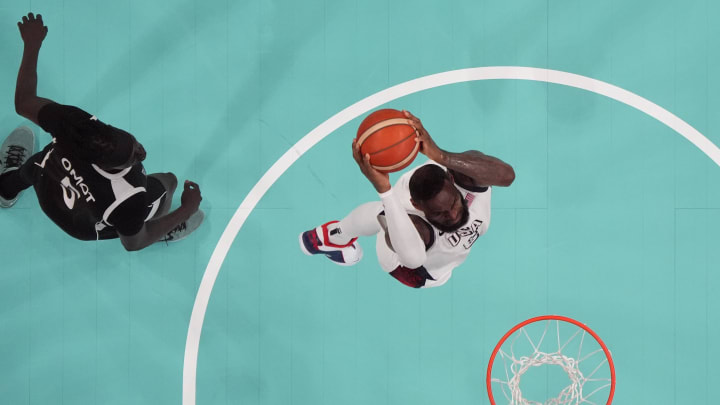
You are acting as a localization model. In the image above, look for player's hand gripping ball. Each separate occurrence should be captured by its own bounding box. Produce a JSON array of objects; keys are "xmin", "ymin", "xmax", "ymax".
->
[{"xmin": 355, "ymin": 108, "xmax": 420, "ymax": 173}]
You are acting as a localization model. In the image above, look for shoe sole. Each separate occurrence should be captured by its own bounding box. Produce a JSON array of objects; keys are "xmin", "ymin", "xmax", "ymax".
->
[
  {"xmin": 298, "ymin": 232, "xmax": 362, "ymax": 267},
  {"xmin": 298, "ymin": 232, "xmax": 314, "ymax": 256}
]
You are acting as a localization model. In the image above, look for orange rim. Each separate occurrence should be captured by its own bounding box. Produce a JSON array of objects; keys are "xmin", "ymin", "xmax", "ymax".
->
[{"xmin": 486, "ymin": 315, "xmax": 615, "ymax": 404}]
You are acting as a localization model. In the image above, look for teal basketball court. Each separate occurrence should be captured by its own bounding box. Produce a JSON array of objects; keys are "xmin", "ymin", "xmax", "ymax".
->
[{"xmin": 1, "ymin": 0, "xmax": 719, "ymax": 404}]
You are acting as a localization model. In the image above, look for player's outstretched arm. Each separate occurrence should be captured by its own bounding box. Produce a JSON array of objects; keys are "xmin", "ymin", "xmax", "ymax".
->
[
  {"xmin": 352, "ymin": 138, "xmax": 427, "ymax": 268},
  {"xmin": 16, "ymin": 12, "xmax": 55, "ymax": 125},
  {"xmin": 403, "ymin": 110, "xmax": 515, "ymax": 188}
]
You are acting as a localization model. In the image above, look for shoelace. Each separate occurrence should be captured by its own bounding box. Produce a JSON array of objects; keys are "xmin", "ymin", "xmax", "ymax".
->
[{"xmin": 3, "ymin": 146, "xmax": 27, "ymax": 169}]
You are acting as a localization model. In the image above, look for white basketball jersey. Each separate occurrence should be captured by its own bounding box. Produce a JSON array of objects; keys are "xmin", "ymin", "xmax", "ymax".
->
[{"xmin": 376, "ymin": 162, "xmax": 492, "ymax": 287}]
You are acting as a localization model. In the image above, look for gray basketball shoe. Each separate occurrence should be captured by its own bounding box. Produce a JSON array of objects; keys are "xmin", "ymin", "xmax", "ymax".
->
[{"xmin": 0, "ymin": 126, "xmax": 35, "ymax": 208}]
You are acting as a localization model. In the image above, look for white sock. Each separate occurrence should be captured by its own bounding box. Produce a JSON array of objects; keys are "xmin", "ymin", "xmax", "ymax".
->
[{"xmin": 324, "ymin": 201, "xmax": 383, "ymax": 246}]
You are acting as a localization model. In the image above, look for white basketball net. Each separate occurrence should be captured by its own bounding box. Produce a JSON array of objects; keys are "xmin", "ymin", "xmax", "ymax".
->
[{"xmin": 491, "ymin": 320, "xmax": 612, "ymax": 405}]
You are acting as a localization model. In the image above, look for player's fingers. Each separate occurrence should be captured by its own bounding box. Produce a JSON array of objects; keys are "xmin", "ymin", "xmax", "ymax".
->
[
  {"xmin": 22, "ymin": 15, "xmax": 29, "ymax": 23},
  {"xmin": 354, "ymin": 138, "xmax": 364, "ymax": 155},
  {"xmin": 405, "ymin": 119, "xmax": 422, "ymax": 134},
  {"xmin": 363, "ymin": 153, "xmax": 374, "ymax": 169},
  {"xmin": 28, "ymin": 12, "xmax": 35, "ymax": 20},
  {"xmin": 403, "ymin": 109, "xmax": 420, "ymax": 123},
  {"xmin": 352, "ymin": 141, "xmax": 363, "ymax": 163},
  {"xmin": 37, "ymin": 14, "xmax": 42, "ymax": 21},
  {"xmin": 407, "ymin": 121, "xmax": 421, "ymax": 138},
  {"xmin": 405, "ymin": 119, "xmax": 419, "ymax": 133},
  {"xmin": 184, "ymin": 180, "xmax": 200, "ymax": 191}
]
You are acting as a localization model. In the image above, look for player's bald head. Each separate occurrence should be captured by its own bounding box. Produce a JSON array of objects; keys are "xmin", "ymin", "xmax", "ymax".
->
[
  {"xmin": 410, "ymin": 164, "xmax": 469, "ymax": 233},
  {"xmin": 69, "ymin": 119, "xmax": 145, "ymax": 169},
  {"xmin": 409, "ymin": 164, "xmax": 450, "ymax": 202}
]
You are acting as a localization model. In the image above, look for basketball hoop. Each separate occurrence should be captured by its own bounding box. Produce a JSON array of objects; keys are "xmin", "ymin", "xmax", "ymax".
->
[{"xmin": 486, "ymin": 315, "xmax": 615, "ymax": 405}]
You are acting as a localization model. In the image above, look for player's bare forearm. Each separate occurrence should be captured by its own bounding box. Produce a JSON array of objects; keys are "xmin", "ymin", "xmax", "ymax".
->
[
  {"xmin": 436, "ymin": 149, "xmax": 515, "ymax": 187},
  {"xmin": 16, "ymin": 44, "xmax": 40, "ymax": 110},
  {"xmin": 16, "ymin": 13, "xmax": 54, "ymax": 123},
  {"xmin": 119, "ymin": 206, "xmax": 194, "ymax": 251},
  {"xmin": 402, "ymin": 110, "xmax": 515, "ymax": 187}
]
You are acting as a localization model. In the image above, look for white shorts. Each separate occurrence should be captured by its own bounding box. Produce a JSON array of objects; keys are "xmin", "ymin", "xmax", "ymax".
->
[{"xmin": 375, "ymin": 228, "xmax": 455, "ymax": 288}]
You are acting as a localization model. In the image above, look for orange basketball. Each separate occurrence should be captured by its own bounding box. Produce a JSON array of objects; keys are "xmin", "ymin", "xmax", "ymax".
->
[{"xmin": 355, "ymin": 109, "xmax": 420, "ymax": 173}]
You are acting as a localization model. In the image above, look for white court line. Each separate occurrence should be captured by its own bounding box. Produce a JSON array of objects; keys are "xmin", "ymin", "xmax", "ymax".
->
[{"xmin": 182, "ymin": 66, "xmax": 720, "ymax": 404}]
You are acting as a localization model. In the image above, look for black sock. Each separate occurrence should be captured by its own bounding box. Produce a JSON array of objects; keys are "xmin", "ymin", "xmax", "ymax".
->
[{"xmin": 0, "ymin": 170, "xmax": 28, "ymax": 199}]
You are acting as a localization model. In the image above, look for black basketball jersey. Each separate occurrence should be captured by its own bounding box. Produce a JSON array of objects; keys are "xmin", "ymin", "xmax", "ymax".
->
[{"xmin": 34, "ymin": 103, "xmax": 150, "ymax": 240}]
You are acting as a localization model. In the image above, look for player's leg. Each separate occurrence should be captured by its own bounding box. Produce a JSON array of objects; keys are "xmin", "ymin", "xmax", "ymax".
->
[
  {"xmin": 299, "ymin": 201, "xmax": 384, "ymax": 266},
  {"xmin": 374, "ymin": 231, "xmax": 426, "ymax": 288},
  {"xmin": 0, "ymin": 126, "xmax": 36, "ymax": 208},
  {"xmin": 327, "ymin": 201, "xmax": 385, "ymax": 244}
]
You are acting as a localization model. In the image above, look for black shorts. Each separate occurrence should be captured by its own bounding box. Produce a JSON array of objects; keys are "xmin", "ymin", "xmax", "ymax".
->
[{"xmin": 94, "ymin": 175, "xmax": 168, "ymax": 240}]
